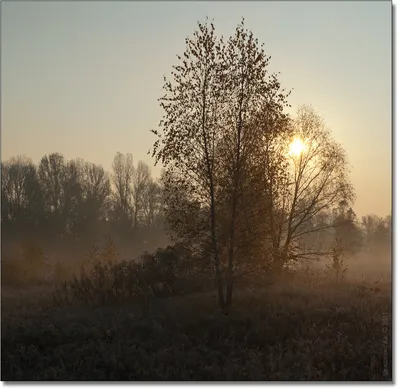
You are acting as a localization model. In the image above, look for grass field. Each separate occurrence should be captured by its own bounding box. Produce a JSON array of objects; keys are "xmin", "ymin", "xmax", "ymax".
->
[{"xmin": 1, "ymin": 277, "xmax": 392, "ymax": 381}]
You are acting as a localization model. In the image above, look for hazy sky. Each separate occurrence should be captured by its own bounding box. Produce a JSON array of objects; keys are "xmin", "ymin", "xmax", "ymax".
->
[{"xmin": 2, "ymin": 1, "xmax": 391, "ymax": 217}]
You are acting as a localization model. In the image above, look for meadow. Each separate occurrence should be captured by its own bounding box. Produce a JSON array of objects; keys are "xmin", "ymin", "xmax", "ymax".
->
[{"xmin": 1, "ymin": 257, "xmax": 392, "ymax": 381}]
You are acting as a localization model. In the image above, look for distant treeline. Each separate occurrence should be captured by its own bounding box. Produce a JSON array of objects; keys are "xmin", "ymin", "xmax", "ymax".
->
[
  {"xmin": 1, "ymin": 151, "xmax": 390, "ymax": 259},
  {"xmin": 1, "ymin": 152, "xmax": 168, "ymax": 258}
]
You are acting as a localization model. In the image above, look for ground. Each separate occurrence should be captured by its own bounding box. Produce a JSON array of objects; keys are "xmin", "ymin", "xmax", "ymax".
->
[{"xmin": 1, "ymin": 279, "xmax": 392, "ymax": 381}]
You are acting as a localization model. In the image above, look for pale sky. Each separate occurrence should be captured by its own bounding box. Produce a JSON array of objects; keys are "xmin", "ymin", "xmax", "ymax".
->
[{"xmin": 2, "ymin": 1, "xmax": 391, "ymax": 217}]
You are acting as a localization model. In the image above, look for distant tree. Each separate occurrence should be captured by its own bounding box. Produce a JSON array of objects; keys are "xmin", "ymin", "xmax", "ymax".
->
[
  {"xmin": 142, "ymin": 179, "xmax": 162, "ymax": 228},
  {"xmin": 1, "ymin": 156, "xmax": 31, "ymax": 222},
  {"xmin": 1, "ymin": 156, "xmax": 44, "ymax": 237},
  {"xmin": 333, "ymin": 203, "xmax": 363, "ymax": 255},
  {"xmin": 1, "ymin": 162, "xmax": 10, "ymax": 224},
  {"xmin": 62, "ymin": 159, "xmax": 85, "ymax": 238},
  {"xmin": 38, "ymin": 153, "xmax": 66, "ymax": 216},
  {"xmin": 22, "ymin": 162, "xmax": 45, "ymax": 230},
  {"xmin": 361, "ymin": 214, "xmax": 380, "ymax": 251},
  {"xmin": 111, "ymin": 152, "xmax": 135, "ymax": 228},
  {"xmin": 81, "ymin": 161, "xmax": 111, "ymax": 224},
  {"xmin": 380, "ymin": 215, "xmax": 392, "ymax": 248},
  {"xmin": 264, "ymin": 106, "xmax": 355, "ymax": 270},
  {"xmin": 361, "ymin": 214, "xmax": 391, "ymax": 254},
  {"xmin": 132, "ymin": 161, "xmax": 151, "ymax": 228}
]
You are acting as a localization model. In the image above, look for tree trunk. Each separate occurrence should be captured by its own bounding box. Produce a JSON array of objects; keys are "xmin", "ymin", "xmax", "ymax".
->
[
  {"xmin": 225, "ymin": 179, "xmax": 239, "ymax": 313},
  {"xmin": 211, "ymin": 210, "xmax": 225, "ymax": 310},
  {"xmin": 225, "ymin": 78, "xmax": 245, "ymax": 313},
  {"xmin": 225, "ymin": 274, "xmax": 233, "ymax": 314},
  {"xmin": 209, "ymin": 178, "xmax": 225, "ymax": 310},
  {"xmin": 215, "ymin": 264, "xmax": 225, "ymax": 310}
]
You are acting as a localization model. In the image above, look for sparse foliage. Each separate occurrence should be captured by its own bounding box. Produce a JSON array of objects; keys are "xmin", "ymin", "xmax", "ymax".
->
[
  {"xmin": 263, "ymin": 106, "xmax": 355, "ymax": 270},
  {"xmin": 151, "ymin": 19, "xmax": 291, "ymax": 312}
]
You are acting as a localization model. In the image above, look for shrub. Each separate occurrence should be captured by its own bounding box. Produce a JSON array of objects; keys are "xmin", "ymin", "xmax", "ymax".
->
[
  {"xmin": 326, "ymin": 239, "xmax": 348, "ymax": 284},
  {"xmin": 53, "ymin": 243, "xmax": 206, "ymax": 306}
]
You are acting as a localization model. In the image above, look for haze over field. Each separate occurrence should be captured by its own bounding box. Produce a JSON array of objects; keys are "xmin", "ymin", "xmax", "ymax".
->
[{"xmin": 2, "ymin": 1, "xmax": 391, "ymax": 217}]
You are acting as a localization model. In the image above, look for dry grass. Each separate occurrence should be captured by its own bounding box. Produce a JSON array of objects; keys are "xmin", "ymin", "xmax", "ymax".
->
[{"xmin": 1, "ymin": 274, "xmax": 392, "ymax": 381}]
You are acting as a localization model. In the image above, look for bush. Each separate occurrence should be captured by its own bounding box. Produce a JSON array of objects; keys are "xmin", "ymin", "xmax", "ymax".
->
[
  {"xmin": 326, "ymin": 239, "xmax": 348, "ymax": 284},
  {"xmin": 53, "ymin": 243, "xmax": 207, "ymax": 306}
]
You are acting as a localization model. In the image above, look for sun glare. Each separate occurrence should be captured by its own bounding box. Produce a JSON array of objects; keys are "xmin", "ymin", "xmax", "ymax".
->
[{"xmin": 289, "ymin": 137, "xmax": 306, "ymax": 157}]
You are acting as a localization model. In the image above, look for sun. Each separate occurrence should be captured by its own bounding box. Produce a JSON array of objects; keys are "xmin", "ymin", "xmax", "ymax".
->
[{"xmin": 289, "ymin": 137, "xmax": 306, "ymax": 157}]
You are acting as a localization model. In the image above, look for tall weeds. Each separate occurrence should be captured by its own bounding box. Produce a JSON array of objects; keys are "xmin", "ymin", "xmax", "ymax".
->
[{"xmin": 53, "ymin": 241, "xmax": 202, "ymax": 306}]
